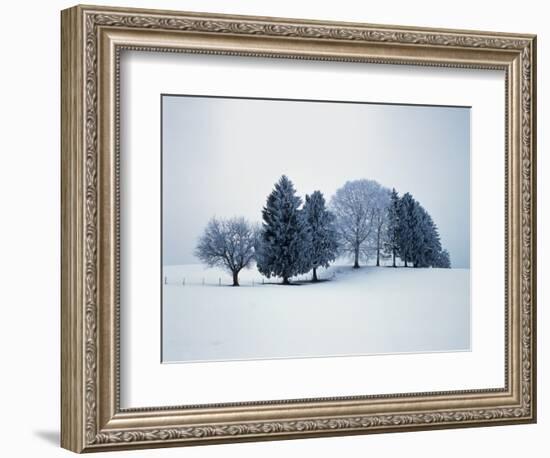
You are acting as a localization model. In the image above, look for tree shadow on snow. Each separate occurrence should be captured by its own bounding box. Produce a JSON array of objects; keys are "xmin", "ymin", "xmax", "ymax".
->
[{"xmin": 258, "ymin": 279, "xmax": 334, "ymax": 286}]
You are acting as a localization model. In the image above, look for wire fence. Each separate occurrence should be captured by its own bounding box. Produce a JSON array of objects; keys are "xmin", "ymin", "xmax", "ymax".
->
[{"xmin": 163, "ymin": 271, "xmax": 337, "ymax": 287}]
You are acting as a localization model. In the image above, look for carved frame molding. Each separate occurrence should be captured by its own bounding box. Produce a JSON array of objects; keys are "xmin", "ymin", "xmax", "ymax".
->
[{"xmin": 61, "ymin": 5, "xmax": 536, "ymax": 453}]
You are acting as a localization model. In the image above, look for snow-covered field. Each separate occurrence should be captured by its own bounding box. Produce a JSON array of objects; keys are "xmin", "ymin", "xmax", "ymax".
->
[{"xmin": 162, "ymin": 264, "xmax": 470, "ymax": 363}]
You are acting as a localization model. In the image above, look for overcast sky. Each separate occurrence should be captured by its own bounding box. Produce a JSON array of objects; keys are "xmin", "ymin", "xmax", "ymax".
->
[{"xmin": 162, "ymin": 95, "xmax": 470, "ymax": 268}]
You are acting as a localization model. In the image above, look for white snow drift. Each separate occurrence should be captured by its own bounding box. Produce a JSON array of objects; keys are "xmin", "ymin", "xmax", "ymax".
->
[{"xmin": 162, "ymin": 264, "xmax": 470, "ymax": 363}]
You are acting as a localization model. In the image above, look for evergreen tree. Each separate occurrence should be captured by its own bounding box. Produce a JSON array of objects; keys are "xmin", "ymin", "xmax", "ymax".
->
[
  {"xmin": 412, "ymin": 204, "xmax": 441, "ymax": 267},
  {"xmin": 256, "ymin": 175, "xmax": 312, "ymax": 284},
  {"xmin": 425, "ymin": 209, "xmax": 442, "ymax": 267},
  {"xmin": 303, "ymin": 191, "xmax": 339, "ymax": 281},
  {"xmin": 383, "ymin": 188, "xmax": 401, "ymax": 267},
  {"xmin": 397, "ymin": 192, "xmax": 417, "ymax": 267},
  {"xmin": 435, "ymin": 249, "xmax": 452, "ymax": 268},
  {"xmin": 397, "ymin": 192, "xmax": 448, "ymax": 269}
]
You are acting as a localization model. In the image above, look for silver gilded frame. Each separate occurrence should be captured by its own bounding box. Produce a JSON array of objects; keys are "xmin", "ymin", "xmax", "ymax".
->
[{"xmin": 61, "ymin": 4, "xmax": 536, "ymax": 453}]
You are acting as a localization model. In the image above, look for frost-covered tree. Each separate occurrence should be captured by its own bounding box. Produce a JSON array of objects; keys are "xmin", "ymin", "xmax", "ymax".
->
[
  {"xmin": 303, "ymin": 191, "xmax": 339, "ymax": 281},
  {"xmin": 372, "ymin": 187, "xmax": 391, "ymax": 267},
  {"xmin": 194, "ymin": 217, "xmax": 259, "ymax": 286},
  {"xmin": 397, "ymin": 192, "xmax": 417, "ymax": 267},
  {"xmin": 412, "ymin": 204, "xmax": 442, "ymax": 267},
  {"xmin": 396, "ymin": 192, "xmax": 449, "ymax": 268},
  {"xmin": 383, "ymin": 188, "xmax": 401, "ymax": 267},
  {"xmin": 330, "ymin": 179, "xmax": 384, "ymax": 268},
  {"xmin": 434, "ymin": 249, "xmax": 451, "ymax": 268},
  {"xmin": 256, "ymin": 175, "xmax": 311, "ymax": 284}
]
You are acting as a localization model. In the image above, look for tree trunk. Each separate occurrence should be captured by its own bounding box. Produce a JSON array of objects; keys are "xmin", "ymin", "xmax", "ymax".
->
[
  {"xmin": 353, "ymin": 246, "xmax": 360, "ymax": 268},
  {"xmin": 312, "ymin": 268, "xmax": 318, "ymax": 282},
  {"xmin": 392, "ymin": 250, "xmax": 396, "ymax": 267},
  {"xmin": 232, "ymin": 270, "xmax": 239, "ymax": 286},
  {"xmin": 404, "ymin": 259, "xmax": 408, "ymax": 267},
  {"xmin": 376, "ymin": 230, "xmax": 381, "ymax": 267},
  {"xmin": 282, "ymin": 276, "xmax": 290, "ymax": 285}
]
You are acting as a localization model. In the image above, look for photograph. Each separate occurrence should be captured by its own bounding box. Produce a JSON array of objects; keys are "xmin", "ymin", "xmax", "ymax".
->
[{"xmin": 161, "ymin": 95, "xmax": 471, "ymax": 363}]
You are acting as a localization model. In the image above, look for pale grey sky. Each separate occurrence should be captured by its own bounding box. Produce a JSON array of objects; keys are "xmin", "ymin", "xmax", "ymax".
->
[{"xmin": 162, "ymin": 95, "xmax": 470, "ymax": 268}]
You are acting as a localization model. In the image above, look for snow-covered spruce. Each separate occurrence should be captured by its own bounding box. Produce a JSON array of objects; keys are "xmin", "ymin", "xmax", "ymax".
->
[
  {"xmin": 436, "ymin": 249, "xmax": 452, "ymax": 268},
  {"xmin": 256, "ymin": 175, "xmax": 312, "ymax": 284},
  {"xmin": 194, "ymin": 217, "xmax": 259, "ymax": 286},
  {"xmin": 303, "ymin": 191, "xmax": 339, "ymax": 282},
  {"xmin": 397, "ymin": 192, "xmax": 417, "ymax": 267},
  {"xmin": 391, "ymin": 191, "xmax": 451, "ymax": 268},
  {"xmin": 414, "ymin": 203, "xmax": 442, "ymax": 267},
  {"xmin": 383, "ymin": 188, "xmax": 401, "ymax": 267}
]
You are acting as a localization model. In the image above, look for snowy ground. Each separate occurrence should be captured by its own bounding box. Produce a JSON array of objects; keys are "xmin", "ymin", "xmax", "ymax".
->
[{"xmin": 162, "ymin": 264, "xmax": 470, "ymax": 363}]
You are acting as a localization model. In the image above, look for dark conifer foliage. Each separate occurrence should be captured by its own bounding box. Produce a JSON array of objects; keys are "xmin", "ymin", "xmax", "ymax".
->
[
  {"xmin": 411, "ymin": 204, "xmax": 442, "ymax": 267},
  {"xmin": 303, "ymin": 191, "xmax": 339, "ymax": 281},
  {"xmin": 397, "ymin": 192, "xmax": 417, "ymax": 267},
  {"xmin": 383, "ymin": 188, "xmax": 401, "ymax": 267},
  {"xmin": 435, "ymin": 248, "xmax": 452, "ymax": 268},
  {"xmin": 256, "ymin": 175, "xmax": 312, "ymax": 284},
  {"xmin": 389, "ymin": 192, "xmax": 450, "ymax": 268}
]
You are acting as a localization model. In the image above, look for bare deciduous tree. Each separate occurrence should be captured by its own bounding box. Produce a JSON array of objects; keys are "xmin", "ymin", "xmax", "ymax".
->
[
  {"xmin": 195, "ymin": 217, "xmax": 259, "ymax": 286},
  {"xmin": 330, "ymin": 179, "xmax": 387, "ymax": 268}
]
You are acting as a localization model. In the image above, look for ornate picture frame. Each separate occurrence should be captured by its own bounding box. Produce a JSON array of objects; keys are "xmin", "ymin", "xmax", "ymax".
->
[{"xmin": 61, "ymin": 4, "xmax": 536, "ymax": 453}]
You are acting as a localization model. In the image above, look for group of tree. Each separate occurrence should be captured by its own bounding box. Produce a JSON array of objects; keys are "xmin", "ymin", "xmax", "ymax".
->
[
  {"xmin": 195, "ymin": 175, "xmax": 338, "ymax": 286},
  {"xmin": 384, "ymin": 188, "xmax": 451, "ymax": 268},
  {"xmin": 256, "ymin": 176, "xmax": 339, "ymax": 284},
  {"xmin": 195, "ymin": 176, "xmax": 451, "ymax": 286},
  {"xmin": 330, "ymin": 179, "xmax": 451, "ymax": 269}
]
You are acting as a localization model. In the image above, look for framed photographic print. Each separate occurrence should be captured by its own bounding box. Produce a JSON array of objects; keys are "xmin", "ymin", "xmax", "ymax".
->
[{"xmin": 61, "ymin": 4, "xmax": 537, "ymax": 453}]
